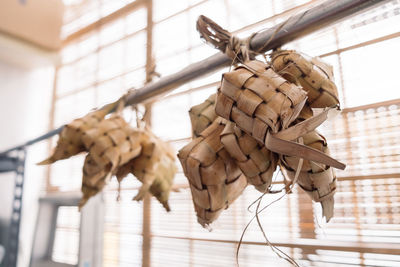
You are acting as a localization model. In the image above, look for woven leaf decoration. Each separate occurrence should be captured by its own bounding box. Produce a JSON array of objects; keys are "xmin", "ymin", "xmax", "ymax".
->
[
  {"xmin": 281, "ymin": 130, "xmax": 336, "ymax": 221},
  {"xmin": 183, "ymin": 15, "xmax": 346, "ymax": 226},
  {"xmin": 38, "ymin": 96, "xmax": 176, "ymax": 210},
  {"xmin": 178, "ymin": 118, "xmax": 247, "ymax": 227},
  {"xmin": 271, "ymin": 50, "xmax": 339, "ymax": 108},
  {"xmin": 38, "ymin": 108, "xmax": 110, "ymax": 165},
  {"xmin": 280, "ymin": 106, "xmax": 337, "ymax": 221},
  {"xmin": 189, "ymin": 93, "xmax": 217, "ymax": 138},
  {"xmin": 216, "ymin": 60, "xmax": 307, "ymax": 142},
  {"xmin": 80, "ymin": 154, "xmax": 109, "ymax": 207},
  {"xmin": 220, "ymin": 121, "xmax": 277, "ymax": 192},
  {"xmin": 79, "ymin": 115, "xmax": 143, "ymax": 207},
  {"xmin": 180, "ymin": 57, "xmax": 345, "ymax": 226},
  {"xmin": 116, "ymin": 129, "xmax": 177, "ymax": 211}
]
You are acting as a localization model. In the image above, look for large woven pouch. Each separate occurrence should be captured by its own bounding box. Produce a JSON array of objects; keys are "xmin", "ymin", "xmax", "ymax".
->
[
  {"xmin": 189, "ymin": 93, "xmax": 217, "ymax": 138},
  {"xmin": 216, "ymin": 60, "xmax": 307, "ymax": 141},
  {"xmin": 217, "ymin": 60, "xmax": 345, "ymax": 171},
  {"xmin": 271, "ymin": 50, "xmax": 339, "ymax": 108},
  {"xmin": 115, "ymin": 129, "xmax": 177, "ymax": 211},
  {"xmin": 220, "ymin": 121, "xmax": 277, "ymax": 193},
  {"xmin": 280, "ymin": 129, "xmax": 337, "ymax": 222},
  {"xmin": 79, "ymin": 115, "xmax": 143, "ymax": 207},
  {"xmin": 178, "ymin": 118, "xmax": 247, "ymax": 227}
]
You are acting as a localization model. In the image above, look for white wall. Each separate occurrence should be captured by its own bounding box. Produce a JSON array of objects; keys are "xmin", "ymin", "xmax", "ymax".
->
[{"xmin": 0, "ymin": 53, "xmax": 55, "ymax": 267}]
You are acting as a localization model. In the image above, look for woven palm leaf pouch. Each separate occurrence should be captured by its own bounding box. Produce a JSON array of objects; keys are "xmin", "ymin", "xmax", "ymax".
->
[
  {"xmin": 189, "ymin": 93, "xmax": 217, "ymax": 138},
  {"xmin": 276, "ymin": 105, "xmax": 337, "ymax": 221},
  {"xmin": 216, "ymin": 59, "xmax": 346, "ymax": 173},
  {"xmin": 271, "ymin": 50, "xmax": 339, "ymax": 108},
  {"xmin": 220, "ymin": 121, "xmax": 277, "ymax": 193},
  {"xmin": 38, "ymin": 102, "xmax": 117, "ymax": 165},
  {"xmin": 79, "ymin": 114, "xmax": 143, "ymax": 207},
  {"xmin": 115, "ymin": 128, "xmax": 177, "ymax": 211},
  {"xmin": 216, "ymin": 60, "xmax": 307, "ymax": 142},
  {"xmin": 280, "ymin": 129, "xmax": 337, "ymax": 221},
  {"xmin": 178, "ymin": 118, "xmax": 247, "ymax": 227},
  {"xmin": 189, "ymin": 92, "xmax": 277, "ymax": 193}
]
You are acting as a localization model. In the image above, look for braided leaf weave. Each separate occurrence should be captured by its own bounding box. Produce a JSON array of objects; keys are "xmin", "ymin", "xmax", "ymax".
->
[
  {"xmin": 38, "ymin": 108, "xmax": 110, "ymax": 165},
  {"xmin": 116, "ymin": 129, "xmax": 177, "ymax": 211},
  {"xmin": 79, "ymin": 115, "xmax": 143, "ymax": 207},
  {"xmin": 189, "ymin": 93, "xmax": 217, "ymax": 138},
  {"xmin": 271, "ymin": 50, "xmax": 339, "ymax": 108},
  {"xmin": 280, "ymin": 107, "xmax": 337, "ymax": 222},
  {"xmin": 220, "ymin": 121, "xmax": 277, "ymax": 192},
  {"xmin": 178, "ymin": 118, "xmax": 247, "ymax": 227},
  {"xmin": 216, "ymin": 60, "xmax": 307, "ymax": 144}
]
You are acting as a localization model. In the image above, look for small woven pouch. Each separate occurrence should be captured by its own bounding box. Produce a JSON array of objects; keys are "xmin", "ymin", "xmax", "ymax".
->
[
  {"xmin": 280, "ymin": 129, "xmax": 337, "ymax": 221},
  {"xmin": 189, "ymin": 93, "xmax": 217, "ymax": 138},
  {"xmin": 178, "ymin": 118, "xmax": 247, "ymax": 227},
  {"xmin": 271, "ymin": 50, "xmax": 339, "ymax": 108},
  {"xmin": 79, "ymin": 115, "xmax": 142, "ymax": 207},
  {"xmin": 220, "ymin": 121, "xmax": 277, "ymax": 192},
  {"xmin": 116, "ymin": 128, "xmax": 177, "ymax": 211},
  {"xmin": 38, "ymin": 104, "xmax": 115, "ymax": 165}
]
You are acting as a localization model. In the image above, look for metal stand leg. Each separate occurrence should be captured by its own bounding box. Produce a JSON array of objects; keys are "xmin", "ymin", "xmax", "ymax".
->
[{"xmin": 4, "ymin": 148, "xmax": 26, "ymax": 267}]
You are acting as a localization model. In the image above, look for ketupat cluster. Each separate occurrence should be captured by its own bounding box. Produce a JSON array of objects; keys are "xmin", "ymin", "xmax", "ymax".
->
[
  {"xmin": 179, "ymin": 49, "xmax": 346, "ymax": 227},
  {"xmin": 38, "ymin": 100, "xmax": 176, "ymax": 210}
]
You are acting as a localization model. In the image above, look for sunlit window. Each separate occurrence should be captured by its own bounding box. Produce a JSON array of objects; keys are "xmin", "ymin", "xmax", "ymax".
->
[{"xmin": 50, "ymin": 0, "xmax": 400, "ymax": 266}]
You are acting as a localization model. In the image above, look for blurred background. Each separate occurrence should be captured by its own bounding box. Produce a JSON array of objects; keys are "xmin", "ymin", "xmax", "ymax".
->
[{"xmin": 0, "ymin": 0, "xmax": 400, "ymax": 266}]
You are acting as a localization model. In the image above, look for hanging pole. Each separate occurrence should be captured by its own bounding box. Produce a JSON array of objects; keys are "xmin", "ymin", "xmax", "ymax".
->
[{"xmin": 0, "ymin": 0, "xmax": 389, "ymax": 155}]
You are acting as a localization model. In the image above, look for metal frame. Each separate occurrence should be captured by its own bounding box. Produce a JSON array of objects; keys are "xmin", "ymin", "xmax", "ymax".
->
[
  {"xmin": 1, "ymin": 148, "xmax": 26, "ymax": 267},
  {"xmin": 0, "ymin": 0, "xmax": 390, "ymax": 156}
]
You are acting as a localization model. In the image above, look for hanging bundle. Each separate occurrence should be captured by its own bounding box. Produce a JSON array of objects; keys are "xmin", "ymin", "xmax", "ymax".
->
[
  {"xmin": 115, "ymin": 129, "xmax": 177, "ymax": 211},
  {"xmin": 271, "ymin": 50, "xmax": 339, "ymax": 108},
  {"xmin": 178, "ymin": 118, "xmax": 247, "ymax": 227},
  {"xmin": 37, "ymin": 102, "xmax": 117, "ymax": 165},
  {"xmin": 39, "ymin": 94, "xmax": 177, "ymax": 210},
  {"xmin": 79, "ymin": 115, "xmax": 143, "ymax": 207},
  {"xmin": 220, "ymin": 121, "xmax": 277, "ymax": 193},
  {"xmin": 189, "ymin": 93, "xmax": 217, "ymax": 138},
  {"xmin": 177, "ymin": 15, "xmax": 347, "ymax": 227}
]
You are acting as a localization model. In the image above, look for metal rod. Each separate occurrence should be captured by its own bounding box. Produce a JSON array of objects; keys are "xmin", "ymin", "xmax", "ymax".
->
[{"xmin": 0, "ymin": 0, "xmax": 389, "ymax": 155}]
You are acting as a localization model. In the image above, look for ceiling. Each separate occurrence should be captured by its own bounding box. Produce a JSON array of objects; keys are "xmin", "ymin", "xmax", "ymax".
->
[{"xmin": 0, "ymin": 0, "xmax": 64, "ymax": 51}]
